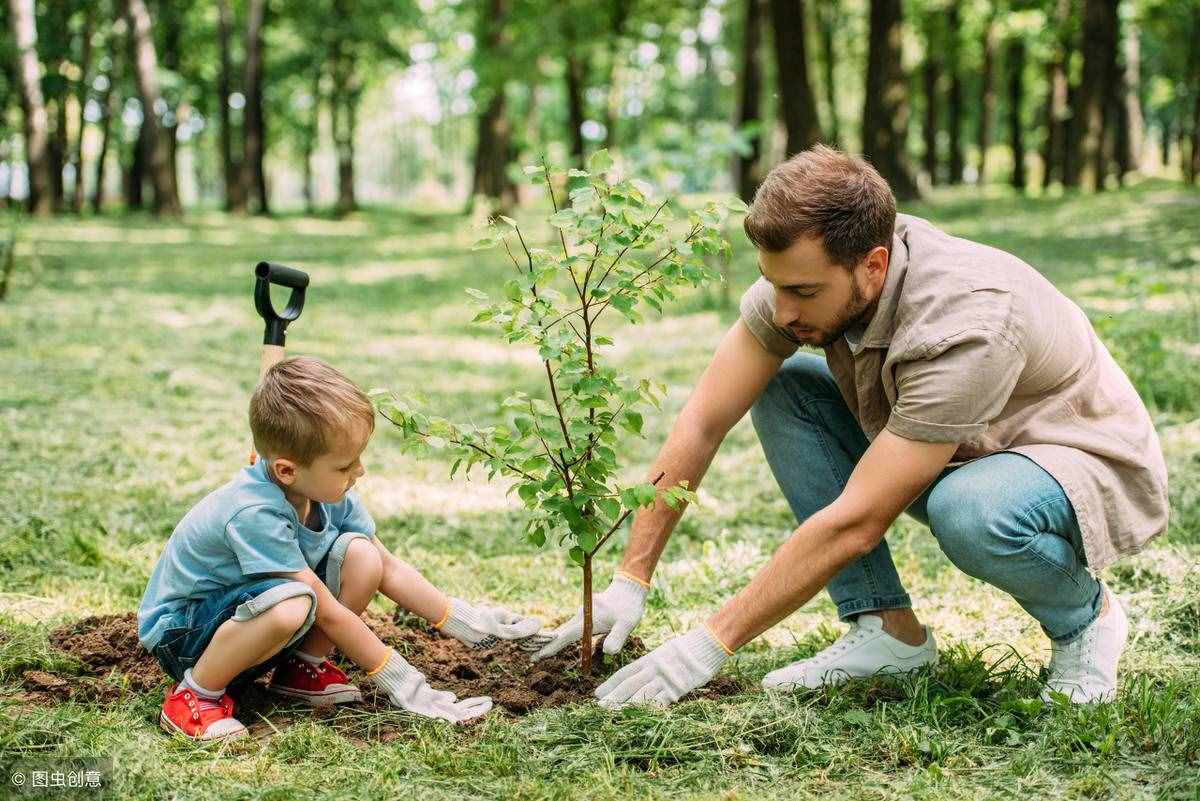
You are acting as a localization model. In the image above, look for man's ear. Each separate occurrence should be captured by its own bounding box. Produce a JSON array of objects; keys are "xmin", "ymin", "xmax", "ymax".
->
[
  {"xmin": 863, "ymin": 245, "xmax": 890, "ymax": 289},
  {"xmin": 270, "ymin": 457, "xmax": 298, "ymax": 487}
]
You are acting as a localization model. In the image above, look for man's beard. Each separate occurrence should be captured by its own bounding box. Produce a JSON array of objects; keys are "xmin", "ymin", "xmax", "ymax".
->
[{"xmin": 800, "ymin": 277, "xmax": 876, "ymax": 348}]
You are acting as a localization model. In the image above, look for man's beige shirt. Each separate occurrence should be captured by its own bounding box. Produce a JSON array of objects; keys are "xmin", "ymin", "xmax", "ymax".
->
[{"xmin": 740, "ymin": 213, "xmax": 1168, "ymax": 570}]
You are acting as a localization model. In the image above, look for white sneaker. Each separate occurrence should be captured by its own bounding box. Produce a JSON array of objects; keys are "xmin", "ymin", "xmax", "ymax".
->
[
  {"xmin": 1041, "ymin": 583, "xmax": 1127, "ymax": 704},
  {"xmin": 761, "ymin": 614, "xmax": 938, "ymax": 691}
]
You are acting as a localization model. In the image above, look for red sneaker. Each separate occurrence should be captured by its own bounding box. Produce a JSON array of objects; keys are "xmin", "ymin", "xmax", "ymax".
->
[
  {"xmin": 267, "ymin": 654, "xmax": 362, "ymax": 705},
  {"xmin": 159, "ymin": 684, "xmax": 247, "ymax": 740}
]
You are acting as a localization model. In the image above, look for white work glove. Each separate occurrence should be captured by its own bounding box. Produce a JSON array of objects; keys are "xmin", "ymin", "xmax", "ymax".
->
[
  {"xmin": 369, "ymin": 650, "xmax": 493, "ymax": 723},
  {"xmin": 593, "ymin": 626, "xmax": 730, "ymax": 709},
  {"xmin": 435, "ymin": 598, "xmax": 542, "ymax": 649},
  {"xmin": 533, "ymin": 572, "xmax": 649, "ymax": 661}
]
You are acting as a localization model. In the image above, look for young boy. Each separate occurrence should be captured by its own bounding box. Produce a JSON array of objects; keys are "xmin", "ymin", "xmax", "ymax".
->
[{"xmin": 137, "ymin": 356, "xmax": 541, "ymax": 739}]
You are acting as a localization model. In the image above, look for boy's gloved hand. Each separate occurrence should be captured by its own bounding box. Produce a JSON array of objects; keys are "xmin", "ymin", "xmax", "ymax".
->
[
  {"xmin": 593, "ymin": 626, "xmax": 730, "ymax": 708},
  {"xmin": 533, "ymin": 572, "xmax": 649, "ymax": 661},
  {"xmin": 435, "ymin": 598, "xmax": 542, "ymax": 649},
  {"xmin": 369, "ymin": 650, "xmax": 492, "ymax": 723}
]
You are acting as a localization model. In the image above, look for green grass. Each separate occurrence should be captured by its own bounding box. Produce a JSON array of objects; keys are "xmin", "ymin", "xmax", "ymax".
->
[{"xmin": 2, "ymin": 177, "xmax": 1199, "ymax": 800}]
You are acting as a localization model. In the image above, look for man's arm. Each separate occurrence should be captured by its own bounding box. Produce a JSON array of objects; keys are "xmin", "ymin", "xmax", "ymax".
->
[
  {"xmin": 706, "ymin": 430, "xmax": 958, "ymax": 650},
  {"xmin": 620, "ymin": 320, "xmax": 783, "ymax": 581}
]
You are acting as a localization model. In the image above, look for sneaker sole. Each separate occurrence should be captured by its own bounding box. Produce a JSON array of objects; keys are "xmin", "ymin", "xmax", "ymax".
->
[
  {"xmin": 764, "ymin": 652, "xmax": 939, "ymax": 692},
  {"xmin": 266, "ymin": 685, "xmax": 362, "ymax": 706},
  {"xmin": 159, "ymin": 710, "xmax": 247, "ymax": 741}
]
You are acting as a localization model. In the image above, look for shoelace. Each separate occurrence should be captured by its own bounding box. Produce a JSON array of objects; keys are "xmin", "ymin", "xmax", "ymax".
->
[
  {"xmin": 180, "ymin": 691, "xmax": 229, "ymax": 723},
  {"xmin": 808, "ymin": 624, "xmax": 869, "ymax": 666}
]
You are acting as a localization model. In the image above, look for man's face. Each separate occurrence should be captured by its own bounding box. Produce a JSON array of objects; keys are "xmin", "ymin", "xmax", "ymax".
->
[
  {"xmin": 757, "ymin": 236, "xmax": 889, "ymax": 347},
  {"xmin": 274, "ymin": 423, "xmax": 371, "ymax": 505}
]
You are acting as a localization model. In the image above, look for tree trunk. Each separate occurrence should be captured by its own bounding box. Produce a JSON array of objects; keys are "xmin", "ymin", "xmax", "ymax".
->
[
  {"xmin": 126, "ymin": 117, "xmax": 149, "ymax": 209},
  {"xmin": 564, "ymin": 53, "xmax": 587, "ymax": 168},
  {"xmin": 217, "ymin": 0, "xmax": 244, "ymax": 212},
  {"xmin": 1041, "ymin": 0, "xmax": 1071, "ymax": 189},
  {"xmin": 768, "ymin": 0, "xmax": 822, "ymax": 157},
  {"xmin": 330, "ymin": 48, "xmax": 359, "ymax": 217},
  {"xmin": 862, "ymin": 0, "xmax": 918, "ymax": 199},
  {"xmin": 1119, "ymin": 19, "xmax": 1143, "ymax": 176},
  {"xmin": 602, "ymin": 0, "xmax": 630, "ymax": 150},
  {"xmin": 734, "ymin": 0, "xmax": 763, "ymax": 203},
  {"xmin": 70, "ymin": 6, "xmax": 95, "ymax": 213},
  {"xmin": 977, "ymin": 7, "xmax": 996, "ymax": 185},
  {"xmin": 159, "ymin": 0, "xmax": 183, "ymax": 206},
  {"xmin": 1076, "ymin": 0, "xmax": 1119, "ymax": 192},
  {"xmin": 815, "ymin": 0, "xmax": 840, "ymax": 148},
  {"xmin": 469, "ymin": 0, "xmax": 516, "ymax": 212},
  {"xmin": 922, "ymin": 52, "xmax": 940, "ymax": 186},
  {"xmin": 1007, "ymin": 38, "xmax": 1026, "ymax": 190},
  {"xmin": 92, "ymin": 34, "xmax": 120, "ymax": 214},
  {"xmin": 124, "ymin": 0, "xmax": 181, "ymax": 215},
  {"xmin": 1187, "ymin": 6, "xmax": 1200, "ymax": 185},
  {"xmin": 303, "ymin": 70, "xmax": 319, "ymax": 214},
  {"xmin": 8, "ymin": 0, "xmax": 52, "ymax": 215},
  {"xmin": 243, "ymin": 0, "xmax": 268, "ymax": 214},
  {"xmin": 946, "ymin": 0, "xmax": 964, "ymax": 183}
]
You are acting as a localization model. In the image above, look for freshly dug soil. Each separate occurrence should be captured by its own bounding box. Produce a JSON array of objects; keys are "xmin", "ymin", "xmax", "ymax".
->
[{"xmin": 15, "ymin": 610, "xmax": 742, "ymax": 716}]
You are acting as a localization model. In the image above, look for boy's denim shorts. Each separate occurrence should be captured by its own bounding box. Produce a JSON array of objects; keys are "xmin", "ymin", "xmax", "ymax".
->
[{"xmin": 150, "ymin": 531, "xmax": 370, "ymax": 689}]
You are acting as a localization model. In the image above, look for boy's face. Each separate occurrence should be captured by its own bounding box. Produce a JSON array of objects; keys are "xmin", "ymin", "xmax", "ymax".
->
[{"xmin": 271, "ymin": 423, "xmax": 371, "ymax": 505}]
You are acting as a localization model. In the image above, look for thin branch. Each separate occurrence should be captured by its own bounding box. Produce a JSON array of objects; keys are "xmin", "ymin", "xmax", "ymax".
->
[
  {"xmin": 544, "ymin": 360, "xmax": 574, "ymax": 452},
  {"xmin": 590, "ymin": 471, "xmax": 667, "ymax": 556},
  {"xmin": 410, "ymin": 429, "xmax": 539, "ymax": 483},
  {"xmin": 593, "ymin": 199, "xmax": 670, "ymax": 294}
]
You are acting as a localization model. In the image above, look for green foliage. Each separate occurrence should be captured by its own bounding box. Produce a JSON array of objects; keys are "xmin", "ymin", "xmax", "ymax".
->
[{"xmin": 377, "ymin": 153, "xmax": 746, "ymax": 566}]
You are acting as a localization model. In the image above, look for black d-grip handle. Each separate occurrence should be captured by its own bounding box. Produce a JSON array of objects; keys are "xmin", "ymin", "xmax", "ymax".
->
[{"xmin": 254, "ymin": 261, "xmax": 309, "ymax": 346}]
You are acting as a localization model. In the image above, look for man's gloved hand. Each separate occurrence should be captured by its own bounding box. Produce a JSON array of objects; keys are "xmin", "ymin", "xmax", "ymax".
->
[
  {"xmin": 435, "ymin": 598, "xmax": 542, "ymax": 649},
  {"xmin": 369, "ymin": 650, "xmax": 493, "ymax": 723},
  {"xmin": 593, "ymin": 626, "xmax": 730, "ymax": 708},
  {"xmin": 533, "ymin": 572, "xmax": 649, "ymax": 661}
]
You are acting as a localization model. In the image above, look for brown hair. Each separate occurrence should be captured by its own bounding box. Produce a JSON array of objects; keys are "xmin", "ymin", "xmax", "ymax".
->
[
  {"xmin": 743, "ymin": 144, "xmax": 897, "ymax": 266},
  {"xmin": 249, "ymin": 356, "xmax": 375, "ymax": 465}
]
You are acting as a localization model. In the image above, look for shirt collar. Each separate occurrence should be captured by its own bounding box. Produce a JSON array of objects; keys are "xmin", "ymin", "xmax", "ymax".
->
[{"xmin": 847, "ymin": 229, "xmax": 909, "ymax": 355}]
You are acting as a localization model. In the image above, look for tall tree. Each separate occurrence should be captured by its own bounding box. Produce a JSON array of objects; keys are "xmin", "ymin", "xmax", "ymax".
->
[
  {"xmin": 7, "ymin": 0, "xmax": 53, "ymax": 214},
  {"xmin": 216, "ymin": 0, "xmax": 244, "ymax": 211},
  {"xmin": 768, "ymin": 0, "xmax": 821, "ymax": 157},
  {"xmin": 733, "ymin": 0, "xmax": 764, "ymax": 202},
  {"xmin": 1007, "ymin": 36, "xmax": 1026, "ymax": 189},
  {"xmin": 243, "ymin": 0, "xmax": 269, "ymax": 214},
  {"xmin": 92, "ymin": 27, "xmax": 121, "ymax": 214},
  {"xmin": 1118, "ymin": 16, "xmax": 1144, "ymax": 176},
  {"xmin": 976, "ymin": 4, "xmax": 997, "ymax": 184},
  {"xmin": 862, "ymin": 0, "xmax": 918, "ymax": 199},
  {"xmin": 946, "ymin": 0, "xmax": 964, "ymax": 183},
  {"xmin": 1075, "ymin": 0, "xmax": 1119, "ymax": 191},
  {"xmin": 814, "ymin": 0, "xmax": 840, "ymax": 148},
  {"xmin": 469, "ymin": 0, "xmax": 516, "ymax": 212},
  {"xmin": 920, "ymin": 11, "xmax": 941, "ymax": 185},
  {"xmin": 69, "ymin": 4, "xmax": 95, "ymax": 213},
  {"xmin": 1041, "ymin": 0, "xmax": 1071, "ymax": 188},
  {"xmin": 124, "ymin": 0, "xmax": 181, "ymax": 214}
]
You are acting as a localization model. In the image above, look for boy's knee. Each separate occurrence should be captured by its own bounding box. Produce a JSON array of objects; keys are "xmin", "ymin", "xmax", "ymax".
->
[
  {"xmin": 263, "ymin": 594, "xmax": 315, "ymax": 638},
  {"xmin": 344, "ymin": 537, "xmax": 383, "ymax": 587}
]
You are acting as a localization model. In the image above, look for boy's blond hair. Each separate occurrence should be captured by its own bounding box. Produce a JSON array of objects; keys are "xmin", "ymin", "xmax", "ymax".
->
[{"xmin": 249, "ymin": 356, "xmax": 375, "ymax": 465}]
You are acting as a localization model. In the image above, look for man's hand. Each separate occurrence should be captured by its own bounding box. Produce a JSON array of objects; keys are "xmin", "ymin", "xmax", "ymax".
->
[
  {"xmin": 593, "ymin": 626, "xmax": 729, "ymax": 708},
  {"xmin": 533, "ymin": 573, "xmax": 649, "ymax": 661},
  {"xmin": 436, "ymin": 598, "xmax": 542, "ymax": 649},
  {"xmin": 369, "ymin": 649, "xmax": 492, "ymax": 723}
]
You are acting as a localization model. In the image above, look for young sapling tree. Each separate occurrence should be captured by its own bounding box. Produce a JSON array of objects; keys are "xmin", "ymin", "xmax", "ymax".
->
[{"xmin": 375, "ymin": 152, "xmax": 746, "ymax": 675}]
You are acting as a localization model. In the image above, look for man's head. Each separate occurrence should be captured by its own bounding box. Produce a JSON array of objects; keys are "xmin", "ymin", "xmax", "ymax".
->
[
  {"xmin": 744, "ymin": 145, "xmax": 897, "ymax": 347},
  {"xmin": 249, "ymin": 356, "xmax": 375, "ymax": 504}
]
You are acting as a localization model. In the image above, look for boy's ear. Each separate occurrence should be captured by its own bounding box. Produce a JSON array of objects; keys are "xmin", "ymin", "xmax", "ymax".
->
[{"xmin": 270, "ymin": 457, "xmax": 299, "ymax": 486}]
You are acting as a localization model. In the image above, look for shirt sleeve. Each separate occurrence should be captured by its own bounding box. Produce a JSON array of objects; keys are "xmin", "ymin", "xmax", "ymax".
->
[
  {"xmin": 738, "ymin": 277, "xmax": 800, "ymax": 359},
  {"xmin": 886, "ymin": 331, "xmax": 1026, "ymax": 443},
  {"xmin": 224, "ymin": 505, "xmax": 308, "ymax": 576},
  {"xmin": 335, "ymin": 489, "xmax": 376, "ymax": 538}
]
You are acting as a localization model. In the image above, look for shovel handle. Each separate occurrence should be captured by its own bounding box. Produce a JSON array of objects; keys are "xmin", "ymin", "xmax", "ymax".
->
[{"xmin": 254, "ymin": 261, "xmax": 308, "ymax": 346}]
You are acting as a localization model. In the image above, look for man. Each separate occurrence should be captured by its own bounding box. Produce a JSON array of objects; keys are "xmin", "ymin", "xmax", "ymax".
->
[{"xmin": 534, "ymin": 146, "xmax": 1168, "ymax": 707}]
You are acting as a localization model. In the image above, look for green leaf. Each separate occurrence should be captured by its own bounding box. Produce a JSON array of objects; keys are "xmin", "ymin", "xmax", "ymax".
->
[
  {"xmin": 497, "ymin": 215, "xmax": 518, "ymax": 227},
  {"xmin": 586, "ymin": 148, "xmax": 613, "ymax": 174},
  {"xmin": 569, "ymin": 546, "xmax": 585, "ymax": 566},
  {"xmin": 568, "ymin": 168, "xmax": 590, "ymax": 178},
  {"xmin": 621, "ymin": 411, "xmax": 643, "ymax": 435},
  {"xmin": 465, "ymin": 287, "xmax": 489, "ymax": 301},
  {"xmin": 523, "ymin": 165, "xmax": 546, "ymax": 175}
]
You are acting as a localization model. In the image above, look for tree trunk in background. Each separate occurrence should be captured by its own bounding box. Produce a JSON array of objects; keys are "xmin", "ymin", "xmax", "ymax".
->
[
  {"xmin": 92, "ymin": 29, "xmax": 120, "ymax": 213},
  {"xmin": 1188, "ymin": 6, "xmax": 1200, "ymax": 185},
  {"xmin": 564, "ymin": 53, "xmax": 587, "ymax": 167},
  {"xmin": 1120, "ymin": 19, "xmax": 1143, "ymax": 175},
  {"xmin": 976, "ymin": 7, "xmax": 996, "ymax": 185},
  {"xmin": 126, "ymin": 118, "xmax": 148, "ymax": 209},
  {"xmin": 815, "ymin": 0, "xmax": 840, "ymax": 148},
  {"xmin": 330, "ymin": 37, "xmax": 359, "ymax": 216},
  {"xmin": 1076, "ymin": 0, "xmax": 1119, "ymax": 191},
  {"xmin": 946, "ymin": 0, "xmax": 964, "ymax": 184},
  {"xmin": 1041, "ymin": 0, "xmax": 1071, "ymax": 189},
  {"xmin": 50, "ymin": 98, "xmax": 68, "ymax": 211},
  {"xmin": 734, "ymin": 0, "xmax": 763, "ymax": 203},
  {"xmin": 1007, "ymin": 38, "xmax": 1026, "ymax": 190},
  {"xmin": 8, "ymin": 0, "xmax": 53, "ymax": 215},
  {"xmin": 922, "ymin": 50, "xmax": 940, "ymax": 185},
  {"xmin": 302, "ymin": 70, "xmax": 319, "ymax": 214},
  {"xmin": 862, "ymin": 0, "xmax": 918, "ymax": 199},
  {"xmin": 602, "ymin": 0, "xmax": 630, "ymax": 150},
  {"xmin": 159, "ymin": 0, "xmax": 183, "ymax": 203},
  {"xmin": 217, "ymin": 0, "xmax": 244, "ymax": 211},
  {"xmin": 469, "ymin": 0, "xmax": 516, "ymax": 212},
  {"xmin": 1063, "ymin": 83, "xmax": 1080, "ymax": 186},
  {"xmin": 124, "ymin": 0, "xmax": 181, "ymax": 214},
  {"xmin": 243, "ymin": 0, "xmax": 269, "ymax": 214},
  {"xmin": 768, "ymin": 0, "xmax": 822, "ymax": 157},
  {"xmin": 70, "ymin": 5, "xmax": 95, "ymax": 213}
]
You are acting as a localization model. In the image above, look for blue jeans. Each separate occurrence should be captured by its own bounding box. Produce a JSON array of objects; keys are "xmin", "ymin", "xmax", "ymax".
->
[
  {"xmin": 151, "ymin": 532, "xmax": 369, "ymax": 687},
  {"xmin": 750, "ymin": 352, "xmax": 1103, "ymax": 644}
]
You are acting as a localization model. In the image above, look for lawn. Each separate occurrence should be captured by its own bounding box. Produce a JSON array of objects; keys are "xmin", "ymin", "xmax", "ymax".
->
[{"xmin": 1, "ymin": 178, "xmax": 1199, "ymax": 800}]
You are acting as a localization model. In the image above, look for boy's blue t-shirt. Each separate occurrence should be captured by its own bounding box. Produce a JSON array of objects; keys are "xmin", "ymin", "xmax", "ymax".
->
[{"xmin": 137, "ymin": 457, "xmax": 375, "ymax": 649}]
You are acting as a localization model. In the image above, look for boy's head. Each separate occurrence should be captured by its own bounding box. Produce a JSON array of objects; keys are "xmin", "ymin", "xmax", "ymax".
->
[{"xmin": 249, "ymin": 356, "xmax": 375, "ymax": 504}]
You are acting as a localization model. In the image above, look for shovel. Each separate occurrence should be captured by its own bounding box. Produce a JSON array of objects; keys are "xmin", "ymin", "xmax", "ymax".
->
[{"xmin": 249, "ymin": 261, "xmax": 309, "ymax": 465}]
